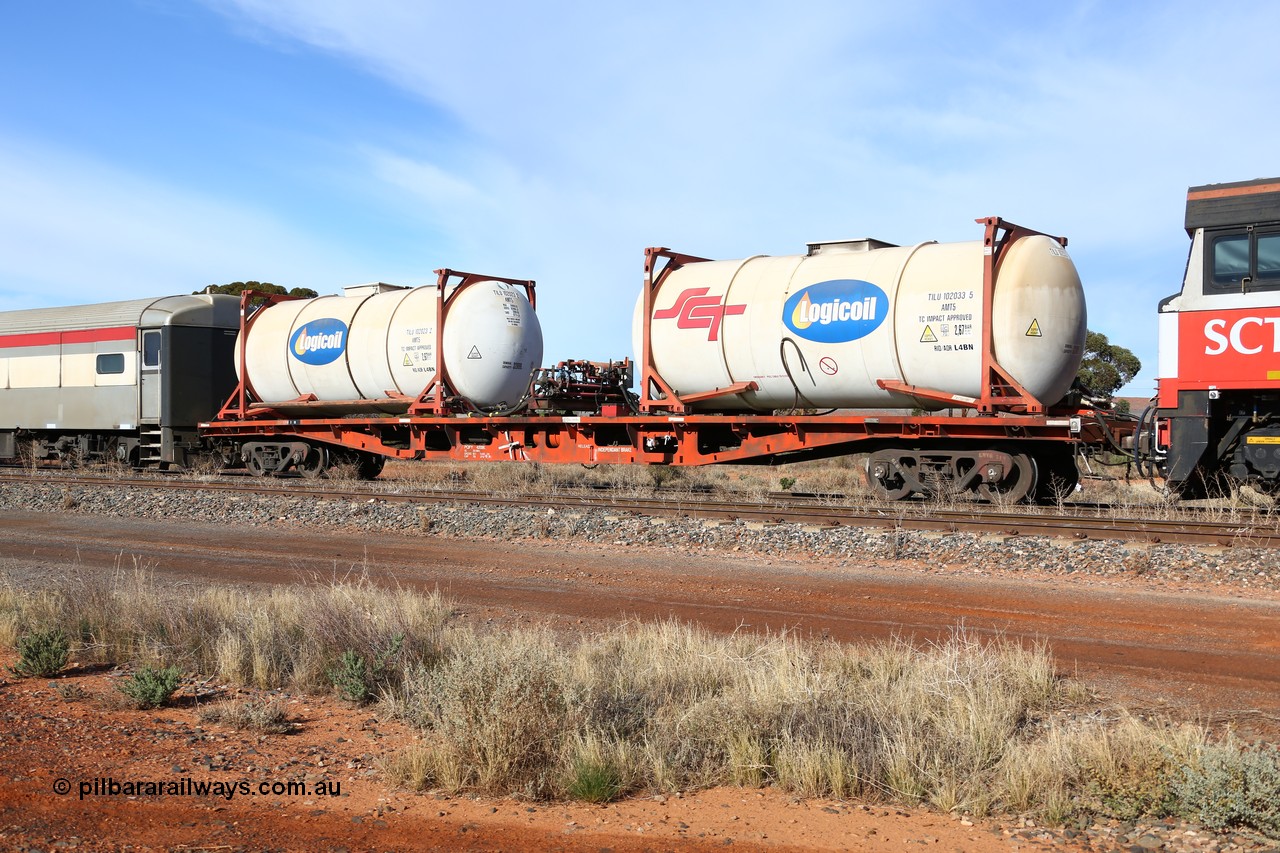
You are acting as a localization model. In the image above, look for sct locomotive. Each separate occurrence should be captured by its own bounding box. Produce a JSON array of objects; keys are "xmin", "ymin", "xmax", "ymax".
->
[
  {"xmin": 1142, "ymin": 177, "xmax": 1280, "ymax": 497},
  {"xmin": 3, "ymin": 178, "xmax": 1277, "ymax": 503}
]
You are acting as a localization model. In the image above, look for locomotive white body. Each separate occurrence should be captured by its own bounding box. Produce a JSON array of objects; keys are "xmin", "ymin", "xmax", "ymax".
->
[
  {"xmin": 635, "ymin": 235, "xmax": 1087, "ymax": 411},
  {"xmin": 236, "ymin": 281, "xmax": 543, "ymax": 413}
]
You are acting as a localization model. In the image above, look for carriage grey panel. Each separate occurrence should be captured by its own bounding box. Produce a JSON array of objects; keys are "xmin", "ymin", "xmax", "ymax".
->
[
  {"xmin": 0, "ymin": 387, "xmax": 138, "ymax": 430},
  {"xmin": 0, "ymin": 295, "xmax": 242, "ymax": 335}
]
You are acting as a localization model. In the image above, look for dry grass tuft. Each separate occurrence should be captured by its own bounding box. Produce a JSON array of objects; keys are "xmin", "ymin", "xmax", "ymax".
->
[{"xmin": 198, "ymin": 695, "xmax": 296, "ymax": 734}]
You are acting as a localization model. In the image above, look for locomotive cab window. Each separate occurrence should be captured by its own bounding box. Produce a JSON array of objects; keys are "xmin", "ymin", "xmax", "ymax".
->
[
  {"xmin": 95, "ymin": 353, "xmax": 125, "ymax": 375},
  {"xmin": 1207, "ymin": 227, "xmax": 1280, "ymax": 291},
  {"xmin": 1258, "ymin": 233, "xmax": 1280, "ymax": 281},
  {"xmin": 142, "ymin": 330, "xmax": 161, "ymax": 367}
]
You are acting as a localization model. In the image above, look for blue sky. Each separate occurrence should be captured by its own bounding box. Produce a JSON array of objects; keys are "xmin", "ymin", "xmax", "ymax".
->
[{"xmin": 2, "ymin": 1, "xmax": 1279, "ymax": 397}]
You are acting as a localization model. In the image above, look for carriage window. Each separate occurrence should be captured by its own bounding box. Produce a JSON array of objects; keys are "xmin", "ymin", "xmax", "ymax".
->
[
  {"xmin": 142, "ymin": 331, "xmax": 161, "ymax": 368},
  {"xmin": 95, "ymin": 353, "xmax": 125, "ymax": 375},
  {"xmin": 1258, "ymin": 233, "xmax": 1280, "ymax": 281},
  {"xmin": 1211, "ymin": 233, "xmax": 1250, "ymax": 286}
]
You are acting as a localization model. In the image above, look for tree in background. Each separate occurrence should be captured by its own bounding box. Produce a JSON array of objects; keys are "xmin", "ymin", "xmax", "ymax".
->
[
  {"xmin": 198, "ymin": 281, "xmax": 318, "ymax": 307},
  {"xmin": 1076, "ymin": 330, "xmax": 1141, "ymax": 412}
]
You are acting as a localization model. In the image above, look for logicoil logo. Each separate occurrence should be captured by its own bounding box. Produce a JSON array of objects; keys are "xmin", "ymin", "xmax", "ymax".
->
[
  {"xmin": 289, "ymin": 318, "xmax": 348, "ymax": 365},
  {"xmin": 783, "ymin": 280, "xmax": 888, "ymax": 343}
]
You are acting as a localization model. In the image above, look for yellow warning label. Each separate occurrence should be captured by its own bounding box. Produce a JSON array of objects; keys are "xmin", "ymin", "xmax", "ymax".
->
[
  {"xmin": 1025, "ymin": 319, "xmax": 1042, "ymax": 337},
  {"xmin": 1246, "ymin": 436, "xmax": 1280, "ymax": 445},
  {"xmin": 1268, "ymin": 370, "xmax": 1280, "ymax": 380},
  {"xmin": 403, "ymin": 354, "xmax": 413, "ymax": 366},
  {"xmin": 920, "ymin": 325, "xmax": 937, "ymax": 343}
]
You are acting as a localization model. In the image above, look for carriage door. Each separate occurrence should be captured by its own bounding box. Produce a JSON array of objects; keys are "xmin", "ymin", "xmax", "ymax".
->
[{"xmin": 140, "ymin": 329, "xmax": 162, "ymax": 423}]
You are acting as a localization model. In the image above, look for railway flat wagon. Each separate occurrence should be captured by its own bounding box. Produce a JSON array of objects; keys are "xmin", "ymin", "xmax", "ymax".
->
[{"xmin": 0, "ymin": 294, "xmax": 241, "ymax": 467}]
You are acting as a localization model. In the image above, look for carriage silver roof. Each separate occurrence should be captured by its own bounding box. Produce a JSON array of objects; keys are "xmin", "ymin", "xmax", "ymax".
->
[{"xmin": 0, "ymin": 295, "xmax": 242, "ymax": 336}]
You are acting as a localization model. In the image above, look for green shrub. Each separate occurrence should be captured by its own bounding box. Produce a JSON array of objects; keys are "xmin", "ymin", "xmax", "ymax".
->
[
  {"xmin": 778, "ymin": 476, "xmax": 797, "ymax": 491},
  {"xmin": 566, "ymin": 757, "xmax": 624, "ymax": 803},
  {"xmin": 1172, "ymin": 743, "xmax": 1280, "ymax": 836},
  {"xmin": 10, "ymin": 627, "xmax": 70, "ymax": 677},
  {"xmin": 327, "ymin": 634, "xmax": 405, "ymax": 704},
  {"xmin": 328, "ymin": 649, "xmax": 372, "ymax": 703},
  {"xmin": 117, "ymin": 664, "xmax": 182, "ymax": 708}
]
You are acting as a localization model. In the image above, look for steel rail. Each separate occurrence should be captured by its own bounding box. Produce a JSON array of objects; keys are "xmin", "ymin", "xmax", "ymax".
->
[{"xmin": 3, "ymin": 471, "xmax": 1278, "ymax": 548}]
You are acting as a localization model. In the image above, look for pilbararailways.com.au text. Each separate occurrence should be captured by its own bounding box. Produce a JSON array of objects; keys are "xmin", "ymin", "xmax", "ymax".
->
[{"xmin": 54, "ymin": 776, "xmax": 343, "ymax": 801}]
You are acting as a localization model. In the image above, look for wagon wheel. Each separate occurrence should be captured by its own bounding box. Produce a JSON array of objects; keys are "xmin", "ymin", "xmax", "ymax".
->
[
  {"xmin": 865, "ymin": 455, "xmax": 915, "ymax": 501},
  {"xmin": 245, "ymin": 452, "xmax": 269, "ymax": 478},
  {"xmin": 296, "ymin": 445, "xmax": 329, "ymax": 479},
  {"xmin": 330, "ymin": 451, "xmax": 385, "ymax": 481},
  {"xmin": 977, "ymin": 452, "xmax": 1037, "ymax": 504},
  {"xmin": 354, "ymin": 452, "xmax": 385, "ymax": 481},
  {"xmin": 1032, "ymin": 450, "xmax": 1079, "ymax": 504}
]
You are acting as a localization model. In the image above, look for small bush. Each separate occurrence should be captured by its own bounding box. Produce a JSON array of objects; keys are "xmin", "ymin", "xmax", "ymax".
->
[
  {"xmin": 328, "ymin": 649, "xmax": 372, "ymax": 703},
  {"xmin": 198, "ymin": 696, "xmax": 295, "ymax": 734},
  {"xmin": 778, "ymin": 476, "xmax": 797, "ymax": 491},
  {"xmin": 395, "ymin": 629, "xmax": 569, "ymax": 796},
  {"xmin": 1172, "ymin": 743, "xmax": 1280, "ymax": 836},
  {"xmin": 117, "ymin": 664, "xmax": 182, "ymax": 708},
  {"xmin": 562, "ymin": 734, "xmax": 628, "ymax": 802},
  {"xmin": 10, "ymin": 627, "xmax": 70, "ymax": 677},
  {"xmin": 566, "ymin": 758, "xmax": 623, "ymax": 803},
  {"xmin": 327, "ymin": 634, "xmax": 405, "ymax": 703}
]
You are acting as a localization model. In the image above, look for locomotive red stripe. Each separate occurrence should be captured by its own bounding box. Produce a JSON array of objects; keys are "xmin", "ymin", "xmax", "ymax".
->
[
  {"xmin": 1186, "ymin": 181, "xmax": 1280, "ymax": 200},
  {"xmin": 0, "ymin": 325, "xmax": 136, "ymax": 349}
]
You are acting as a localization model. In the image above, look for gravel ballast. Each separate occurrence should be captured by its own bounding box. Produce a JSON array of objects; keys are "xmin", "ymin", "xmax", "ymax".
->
[{"xmin": 3, "ymin": 481, "xmax": 1279, "ymax": 594}]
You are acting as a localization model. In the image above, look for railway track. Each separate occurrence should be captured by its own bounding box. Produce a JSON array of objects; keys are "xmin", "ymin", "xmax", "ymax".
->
[{"xmin": 4, "ymin": 470, "xmax": 1279, "ymax": 548}]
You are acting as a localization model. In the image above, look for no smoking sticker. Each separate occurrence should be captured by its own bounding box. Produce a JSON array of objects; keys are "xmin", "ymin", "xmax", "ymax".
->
[{"xmin": 818, "ymin": 356, "xmax": 838, "ymax": 376}]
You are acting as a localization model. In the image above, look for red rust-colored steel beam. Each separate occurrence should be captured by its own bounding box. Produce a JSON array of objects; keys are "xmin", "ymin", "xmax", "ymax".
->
[
  {"xmin": 976, "ymin": 216, "xmax": 1064, "ymax": 415},
  {"xmin": 213, "ymin": 289, "xmax": 306, "ymax": 422},
  {"xmin": 639, "ymin": 247, "xmax": 713, "ymax": 414},
  {"xmin": 201, "ymin": 411, "xmax": 1084, "ymax": 467}
]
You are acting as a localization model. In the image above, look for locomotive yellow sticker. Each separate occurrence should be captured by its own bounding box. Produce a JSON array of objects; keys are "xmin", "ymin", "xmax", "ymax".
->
[
  {"xmin": 1246, "ymin": 436, "xmax": 1280, "ymax": 444},
  {"xmin": 1025, "ymin": 319, "xmax": 1042, "ymax": 337},
  {"xmin": 920, "ymin": 325, "xmax": 937, "ymax": 343}
]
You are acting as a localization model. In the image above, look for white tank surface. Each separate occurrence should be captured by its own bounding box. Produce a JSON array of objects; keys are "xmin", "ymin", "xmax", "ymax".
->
[
  {"xmin": 238, "ymin": 281, "xmax": 542, "ymax": 413},
  {"xmin": 634, "ymin": 235, "xmax": 1086, "ymax": 411}
]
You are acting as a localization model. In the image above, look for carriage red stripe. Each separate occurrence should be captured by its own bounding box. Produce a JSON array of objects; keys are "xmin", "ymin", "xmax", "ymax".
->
[{"xmin": 0, "ymin": 326, "xmax": 136, "ymax": 349}]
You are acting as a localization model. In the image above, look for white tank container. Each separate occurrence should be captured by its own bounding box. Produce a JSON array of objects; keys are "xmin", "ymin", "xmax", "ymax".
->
[
  {"xmin": 238, "ymin": 281, "xmax": 542, "ymax": 412},
  {"xmin": 633, "ymin": 235, "xmax": 1086, "ymax": 410}
]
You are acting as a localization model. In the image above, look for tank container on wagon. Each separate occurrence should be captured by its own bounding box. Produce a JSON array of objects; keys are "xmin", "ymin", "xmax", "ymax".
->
[
  {"xmin": 237, "ymin": 281, "xmax": 543, "ymax": 412},
  {"xmin": 634, "ymin": 235, "xmax": 1087, "ymax": 411}
]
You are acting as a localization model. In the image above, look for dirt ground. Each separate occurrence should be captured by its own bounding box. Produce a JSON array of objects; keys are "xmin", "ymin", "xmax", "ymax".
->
[
  {"xmin": 0, "ymin": 657, "xmax": 1023, "ymax": 852},
  {"xmin": 2, "ymin": 508, "xmax": 1279, "ymax": 851}
]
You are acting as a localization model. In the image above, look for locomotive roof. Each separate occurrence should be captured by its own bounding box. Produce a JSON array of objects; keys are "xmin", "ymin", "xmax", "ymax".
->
[
  {"xmin": 1185, "ymin": 177, "xmax": 1280, "ymax": 233},
  {"xmin": 0, "ymin": 294, "xmax": 241, "ymax": 336}
]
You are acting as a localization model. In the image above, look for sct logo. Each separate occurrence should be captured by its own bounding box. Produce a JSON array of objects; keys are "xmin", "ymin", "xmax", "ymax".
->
[
  {"xmin": 290, "ymin": 318, "xmax": 348, "ymax": 365},
  {"xmin": 783, "ymin": 279, "xmax": 887, "ymax": 343},
  {"xmin": 654, "ymin": 287, "xmax": 746, "ymax": 342},
  {"xmin": 1203, "ymin": 316, "xmax": 1280, "ymax": 355}
]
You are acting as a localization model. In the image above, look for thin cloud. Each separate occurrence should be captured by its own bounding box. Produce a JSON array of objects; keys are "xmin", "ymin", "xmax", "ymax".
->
[{"xmin": 0, "ymin": 136, "xmax": 373, "ymax": 308}]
